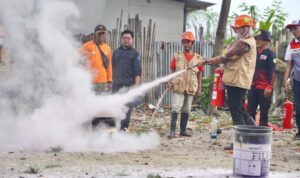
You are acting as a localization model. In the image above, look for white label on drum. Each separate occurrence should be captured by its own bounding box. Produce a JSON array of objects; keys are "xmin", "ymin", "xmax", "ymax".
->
[{"xmin": 233, "ymin": 143, "xmax": 271, "ymax": 176}]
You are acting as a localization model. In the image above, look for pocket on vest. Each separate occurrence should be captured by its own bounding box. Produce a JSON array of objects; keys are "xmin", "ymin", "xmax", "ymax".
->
[
  {"xmin": 187, "ymin": 77, "xmax": 198, "ymax": 93},
  {"xmin": 172, "ymin": 77, "xmax": 181, "ymax": 91},
  {"xmin": 222, "ymin": 66, "xmax": 239, "ymax": 85}
]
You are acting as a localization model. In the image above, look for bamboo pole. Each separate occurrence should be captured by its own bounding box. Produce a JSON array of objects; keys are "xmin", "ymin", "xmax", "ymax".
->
[
  {"xmin": 106, "ymin": 11, "xmax": 161, "ymax": 104},
  {"xmin": 118, "ymin": 9, "xmax": 123, "ymax": 46}
]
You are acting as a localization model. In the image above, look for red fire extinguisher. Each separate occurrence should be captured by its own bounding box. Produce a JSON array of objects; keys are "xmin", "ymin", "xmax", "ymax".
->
[
  {"xmin": 283, "ymin": 100, "xmax": 293, "ymax": 129},
  {"xmin": 211, "ymin": 68, "xmax": 224, "ymax": 107}
]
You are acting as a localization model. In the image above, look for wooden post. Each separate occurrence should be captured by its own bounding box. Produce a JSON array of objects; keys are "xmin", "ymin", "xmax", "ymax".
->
[{"xmin": 208, "ymin": 0, "xmax": 231, "ymax": 116}]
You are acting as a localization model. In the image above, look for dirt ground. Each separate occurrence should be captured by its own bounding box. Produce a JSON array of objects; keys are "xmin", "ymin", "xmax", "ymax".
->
[{"xmin": 0, "ymin": 107, "xmax": 300, "ymax": 178}]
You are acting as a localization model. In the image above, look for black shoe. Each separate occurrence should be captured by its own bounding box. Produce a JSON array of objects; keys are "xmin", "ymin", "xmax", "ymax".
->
[
  {"xmin": 179, "ymin": 131, "xmax": 192, "ymax": 137},
  {"xmin": 294, "ymin": 133, "xmax": 300, "ymax": 140},
  {"xmin": 92, "ymin": 117, "xmax": 115, "ymax": 130},
  {"xmin": 167, "ymin": 131, "xmax": 176, "ymax": 139}
]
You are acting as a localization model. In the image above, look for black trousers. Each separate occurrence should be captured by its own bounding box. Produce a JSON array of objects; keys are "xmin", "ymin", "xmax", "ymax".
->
[
  {"xmin": 226, "ymin": 85, "xmax": 255, "ymax": 126},
  {"xmin": 120, "ymin": 106, "xmax": 133, "ymax": 130},
  {"xmin": 112, "ymin": 84, "xmax": 134, "ymax": 130},
  {"xmin": 248, "ymin": 88, "xmax": 272, "ymax": 126},
  {"xmin": 293, "ymin": 79, "xmax": 300, "ymax": 132}
]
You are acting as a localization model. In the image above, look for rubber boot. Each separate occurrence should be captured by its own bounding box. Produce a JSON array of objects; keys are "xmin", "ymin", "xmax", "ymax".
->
[
  {"xmin": 167, "ymin": 112, "xmax": 178, "ymax": 139},
  {"xmin": 179, "ymin": 112, "xmax": 192, "ymax": 137}
]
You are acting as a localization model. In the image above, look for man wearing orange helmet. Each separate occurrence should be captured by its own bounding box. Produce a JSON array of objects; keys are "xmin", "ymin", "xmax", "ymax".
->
[
  {"xmin": 202, "ymin": 15, "xmax": 257, "ymax": 127},
  {"xmin": 167, "ymin": 31, "xmax": 204, "ymax": 138}
]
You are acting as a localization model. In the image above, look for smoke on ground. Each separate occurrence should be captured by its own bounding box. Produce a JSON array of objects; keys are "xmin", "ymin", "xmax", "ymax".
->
[{"xmin": 0, "ymin": 0, "xmax": 183, "ymax": 152}]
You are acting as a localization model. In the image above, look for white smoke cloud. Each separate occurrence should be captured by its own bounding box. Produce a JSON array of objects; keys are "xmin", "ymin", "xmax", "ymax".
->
[{"xmin": 0, "ymin": 0, "xmax": 179, "ymax": 152}]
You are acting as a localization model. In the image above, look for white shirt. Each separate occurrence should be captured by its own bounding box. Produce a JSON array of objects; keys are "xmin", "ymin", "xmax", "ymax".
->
[
  {"xmin": 285, "ymin": 38, "xmax": 300, "ymax": 81},
  {"xmin": 285, "ymin": 38, "xmax": 300, "ymax": 61}
]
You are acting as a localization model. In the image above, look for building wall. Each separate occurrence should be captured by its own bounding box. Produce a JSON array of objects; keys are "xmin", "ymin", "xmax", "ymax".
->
[{"xmin": 71, "ymin": 0, "xmax": 184, "ymax": 42}]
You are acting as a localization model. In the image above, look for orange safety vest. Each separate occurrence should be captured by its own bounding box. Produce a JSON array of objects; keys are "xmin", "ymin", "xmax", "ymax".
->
[{"xmin": 82, "ymin": 41, "xmax": 112, "ymax": 83}]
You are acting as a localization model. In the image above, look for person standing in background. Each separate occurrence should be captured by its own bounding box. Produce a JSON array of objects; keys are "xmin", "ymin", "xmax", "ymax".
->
[
  {"xmin": 283, "ymin": 19, "xmax": 300, "ymax": 140},
  {"xmin": 112, "ymin": 29, "xmax": 142, "ymax": 131},
  {"xmin": 82, "ymin": 24, "xmax": 112, "ymax": 128},
  {"xmin": 248, "ymin": 30, "xmax": 276, "ymax": 127},
  {"xmin": 167, "ymin": 31, "xmax": 203, "ymax": 138}
]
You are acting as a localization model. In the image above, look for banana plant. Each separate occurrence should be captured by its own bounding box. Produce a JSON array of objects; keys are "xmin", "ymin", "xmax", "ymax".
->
[
  {"xmin": 258, "ymin": 10, "xmax": 275, "ymax": 32},
  {"xmin": 263, "ymin": 0, "xmax": 288, "ymax": 36}
]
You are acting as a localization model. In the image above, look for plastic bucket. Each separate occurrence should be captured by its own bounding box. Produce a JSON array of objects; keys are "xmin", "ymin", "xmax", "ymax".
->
[{"xmin": 233, "ymin": 125, "xmax": 272, "ymax": 177}]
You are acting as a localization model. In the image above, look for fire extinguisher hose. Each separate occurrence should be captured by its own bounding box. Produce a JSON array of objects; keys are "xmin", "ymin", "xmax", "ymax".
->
[{"xmin": 149, "ymin": 88, "xmax": 169, "ymax": 128}]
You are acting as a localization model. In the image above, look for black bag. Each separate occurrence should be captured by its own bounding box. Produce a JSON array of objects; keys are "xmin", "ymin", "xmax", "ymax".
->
[{"xmin": 94, "ymin": 41, "xmax": 109, "ymax": 69}]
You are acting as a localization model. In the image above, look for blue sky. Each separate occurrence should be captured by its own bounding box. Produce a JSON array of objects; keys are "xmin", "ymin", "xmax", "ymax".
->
[{"xmin": 205, "ymin": 0, "xmax": 298, "ymax": 25}]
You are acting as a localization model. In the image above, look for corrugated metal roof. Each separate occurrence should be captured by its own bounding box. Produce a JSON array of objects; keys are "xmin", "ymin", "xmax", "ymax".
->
[{"xmin": 174, "ymin": 0, "xmax": 215, "ymax": 11}]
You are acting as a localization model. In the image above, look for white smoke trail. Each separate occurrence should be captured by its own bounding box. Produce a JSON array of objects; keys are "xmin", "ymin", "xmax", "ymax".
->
[
  {"xmin": 117, "ymin": 70, "xmax": 185, "ymax": 107},
  {"xmin": 0, "ymin": 0, "xmax": 184, "ymax": 152}
]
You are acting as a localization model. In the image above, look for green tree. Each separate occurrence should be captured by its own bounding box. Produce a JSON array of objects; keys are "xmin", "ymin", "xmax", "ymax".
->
[
  {"xmin": 186, "ymin": 10, "xmax": 204, "ymax": 32},
  {"xmin": 208, "ymin": 0, "xmax": 231, "ymax": 115},
  {"xmin": 258, "ymin": 10, "xmax": 275, "ymax": 32},
  {"xmin": 237, "ymin": 2, "xmax": 261, "ymax": 23},
  {"xmin": 185, "ymin": 9, "xmax": 218, "ymax": 42},
  {"xmin": 232, "ymin": 0, "xmax": 288, "ymax": 38},
  {"xmin": 203, "ymin": 9, "xmax": 218, "ymax": 42},
  {"xmin": 223, "ymin": 14, "xmax": 236, "ymax": 46},
  {"xmin": 263, "ymin": 0, "xmax": 288, "ymax": 36}
]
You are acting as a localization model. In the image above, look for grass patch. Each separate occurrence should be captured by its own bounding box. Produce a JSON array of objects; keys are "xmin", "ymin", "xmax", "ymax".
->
[
  {"xmin": 269, "ymin": 116, "xmax": 282, "ymax": 124},
  {"xmin": 24, "ymin": 165, "xmax": 39, "ymax": 174},
  {"xmin": 189, "ymin": 113, "xmax": 200, "ymax": 121},
  {"xmin": 200, "ymin": 117, "xmax": 212, "ymax": 124},
  {"xmin": 199, "ymin": 77, "xmax": 211, "ymax": 113}
]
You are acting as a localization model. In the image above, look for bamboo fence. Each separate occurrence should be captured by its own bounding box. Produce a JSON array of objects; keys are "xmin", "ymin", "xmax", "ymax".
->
[{"xmin": 107, "ymin": 11, "xmax": 213, "ymax": 106}]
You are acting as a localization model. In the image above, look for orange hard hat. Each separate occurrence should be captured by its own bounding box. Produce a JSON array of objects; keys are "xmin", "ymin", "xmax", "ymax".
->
[
  {"xmin": 181, "ymin": 31, "xmax": 195, "ymax": 42},
  {"xmin": 231, "ymin": 15, "xmax": 254, "ymax": 28}
]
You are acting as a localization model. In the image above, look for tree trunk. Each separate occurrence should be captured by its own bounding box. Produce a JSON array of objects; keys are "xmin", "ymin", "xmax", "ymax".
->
[{"xmin": 207, "ymin": 0, "xmax": 231, "ymax": 115}]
